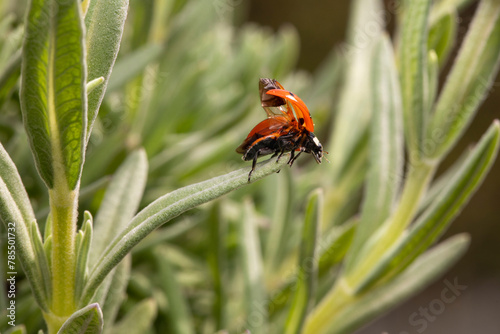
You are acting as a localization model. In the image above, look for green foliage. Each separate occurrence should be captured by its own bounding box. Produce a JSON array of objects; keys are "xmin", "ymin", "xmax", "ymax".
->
[
  {"xmin": 0, "ymin": 0, "xmax": 499, "ymax": 333},
  {"xmin": 284, "ymin": 190, "xmax": 321, "ymax": 334},
  {"xmin": 58, "ymin": 303, "xmax": 103, "ymax": 334},
  {"xmin": 107, "ymin": 298, "xmax": 156, "ymax": 334},
  {"xmin": 399, "ymin": 0, "xmax": 431, "ymax": 162},
  {"xmin": 84, "ymin": 0, "xmax": 129, "ymax": 141},
  {"xmin": 309, "ymin": 234, "xmax": 470, "ymax": 334},
  {"xmin": 0, "ymin": 143, "xmax": 48, "ymax": 311},
  {"xmin": 428, "ymin": 0, "xmax": 500, "ymax": 159},
  {"xmin": 20, "ymin": 0, "xmax": 86, "ymax": 190}
]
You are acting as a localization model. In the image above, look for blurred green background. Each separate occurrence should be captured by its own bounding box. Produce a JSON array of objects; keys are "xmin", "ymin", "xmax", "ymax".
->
[{"xmin": 246, "ymin": 0, "xmax": 500, "ymax": 332}]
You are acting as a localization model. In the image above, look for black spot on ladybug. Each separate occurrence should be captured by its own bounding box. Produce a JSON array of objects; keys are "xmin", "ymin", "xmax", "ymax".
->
[
  {"xmin": 289, "ymin": 92, "xmax": 295, "ymax": 97},
  {"xmin": 299, "ymin": 118, "xmax": 305, "ymax": 125}
]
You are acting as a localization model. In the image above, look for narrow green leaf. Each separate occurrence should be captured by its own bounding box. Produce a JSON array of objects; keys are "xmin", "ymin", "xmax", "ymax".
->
[
  {"xmin": 29, "ymin": 220, "xmax": 52, "ymax": 303},
  {"xmin": 90, "ymin": 268, "xmax": 114, "ymax": 310},
  {"xmin": 284, "ymin": 189, "xmax": 321, "ymax": 334},
  {"xmin": 86, "ymin": 77, "xmax": 104, "ymax": 95},
  {"xmin": 428, "ymin": 10, "xmax": 457, "ymax": 67},
  {"xmin": 426, "ymin": 50, "xmax": 439, "ymax": 113},
  {"xmin": 89, "ymin": 149, "xmax": 148, "ymax": 267},
  {"xmin": 58, "ymin": 303, "xmax": 103, "ymax": 334},
  {"xmin": 80, "ymin": 156, "xmax": 287, "ymax": 306},
  {"xmin": 304, "ymin": 234, "xmax": 469, "ymax": 334},
  {"xmin": 108, "ymin": 299, "xmax": 156, "ymax": 334},
  {"xmin": 361, "ymin": 121, "xmax": 499, "ymax": 287},
  {"xmin": 0, "ymin": 143, "xmax": 48, "ymax": 311},
  {"xmin": 44, "ymin": 212, "xmax": 52, "ymax": 239},
  {"xmin": 317, "ymin": 219, "xmax": 357, "ymax": 277},
  {"xmin": 323, "ymin": 128, "xmax": 369, "ymax": 227},
  {"xmin": 268, "ymin": 219, "xmax": 357, "ymax": 319},
  {"xmin": 101, "ymin": 255, "xmax": 131, "ymax": 331},
  {"xmin": 148, "ymin": 0, "xmax": 175, "ymax": 43},
  {"xmin": 398, "ymin": 0, "xmax": 431, "ymax": 162},
  {"xmin": 240, "ymin": 198, "xmax": 267, "ymax": 334},
  {"xmin": 154, "ymin": 247, "xmax": 195, "ymax": 334},
  {"xmin": 327, "ymin": 0, "xmax": 382, "ymax": 179},
  {"xmin": 85, "ymin": 0, "xmax": 129, "ymax": 141},
  {"xmin": 427, "ymin": 0, "xmax": 500, "ymax": 159},
  {"xmin": 106, "ymin": 43, "xmax": 163, "ymax": 93},
  {"xmin": 75, "ymin": 212, "xmax": 93, "ymax": 300},
  {"xmin": 75, "ymin": 230, "xmax": 83, "ymax": 261},
  {"xmin": 20, "ymin": 0, "xmax": 87, "ymax": 190},
  {"xmin": 418, "ymin": 146, "xmax": 470, "ymax": 213},
  {"xmin": 346, "ymin": 34, "xmax": 403, "ymax": 271},
  {"xmin": 207, "ymin": 203, "xmax": 228, "ymax": 329},
  {"xmin": 264, "ymin": 169, "xmax": 292, "ymax": 272},
  {"xmin": 44, "ymin": 235, "xmax": 52, "ymax": 269}
]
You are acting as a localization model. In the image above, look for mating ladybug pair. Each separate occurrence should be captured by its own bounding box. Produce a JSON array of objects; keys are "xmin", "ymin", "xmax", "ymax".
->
[{"xmin": 236, "ymin": 78, "xmax": 324, "ymax": 182}]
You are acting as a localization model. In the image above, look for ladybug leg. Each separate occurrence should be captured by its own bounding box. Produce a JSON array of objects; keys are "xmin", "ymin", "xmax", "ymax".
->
[
  {"xmin": 289, "ymin": 150, "xmax": 303, "ymax": 166},
  {"xmin": 276, "ymin": 148, "xmax": 286, "ymax": 163},
  {"xmin": 248, "ymin": 153, "xmax": 259, "ymax": 182},
  {"xmin": 287, "ymin": 149, "xmax": 296, "ymax": 165}
]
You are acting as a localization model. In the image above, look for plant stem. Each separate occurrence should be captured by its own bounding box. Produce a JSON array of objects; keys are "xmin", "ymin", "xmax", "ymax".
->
[
  {"xmin": 49, "ymin": 183, "xmax": 78, "ymax": 320},
  {"xmin": 346, "ymin": 161, "xmax": 435, "ymax": 289},
  {"xmin": 44, "ymin": 311, "xmax": 71, "ymax": 334},
  {"xmin": 383, "ymin": 161, "xmax": 435, "ymax": 239}
]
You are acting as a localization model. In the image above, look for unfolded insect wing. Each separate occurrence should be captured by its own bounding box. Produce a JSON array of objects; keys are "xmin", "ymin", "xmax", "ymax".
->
[
  {"xmin": 265, "ymin": 89, "xmax": 315, "ymax": 132},
  {"xmin": 258, "ymin": 78, "xmax": 289, "ymax": 118},
  {"xmin": 259, "ymin": 78, "xmax": 285, "ymax": 108}
]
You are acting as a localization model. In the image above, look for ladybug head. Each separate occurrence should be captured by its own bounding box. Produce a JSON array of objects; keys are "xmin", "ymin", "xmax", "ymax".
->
[{"xmin": 304, "ymin": 132, "xmax": 323, "ymax": 164}]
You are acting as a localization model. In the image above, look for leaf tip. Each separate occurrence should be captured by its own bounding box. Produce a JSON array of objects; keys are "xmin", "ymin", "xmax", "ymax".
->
[{"xmin": 492, "ymin": 119, "xmax": 500, "ymax": 129}]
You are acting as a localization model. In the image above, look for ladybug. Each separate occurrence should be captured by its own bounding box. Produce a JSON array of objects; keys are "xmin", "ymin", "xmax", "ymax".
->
[{"xmin": 236, "ymin": 78, "xmax": 324, "ymax": 182}]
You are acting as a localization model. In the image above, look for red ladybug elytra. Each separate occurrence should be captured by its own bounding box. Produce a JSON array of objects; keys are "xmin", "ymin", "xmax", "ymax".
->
[{"xmin": 236, "ymin": 78, "xmax": 324, "ymax": 182}]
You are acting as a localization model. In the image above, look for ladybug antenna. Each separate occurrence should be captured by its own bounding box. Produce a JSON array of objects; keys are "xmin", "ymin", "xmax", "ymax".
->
[{"xmin": 324, "ymin": 151, "xmax": 330, "ymax": 163}]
